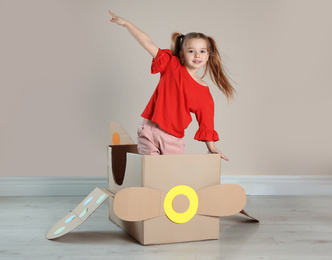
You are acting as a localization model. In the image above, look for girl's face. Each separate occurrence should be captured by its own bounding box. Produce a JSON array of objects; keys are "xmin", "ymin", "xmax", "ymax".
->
[{"xmin": 181, "ymin": 38, "xmax": 209, "ymax": 71}]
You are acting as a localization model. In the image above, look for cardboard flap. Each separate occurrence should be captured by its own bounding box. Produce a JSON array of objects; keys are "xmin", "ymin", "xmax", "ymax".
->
[
  {"xmin": 113, "ymin": 187, "xmax": 165, "ymax": 221},
  {"xmin": 109, "ymin": 121, "xmax": 134, "ymax": 145},
  {"xmin": 239, "ymin": 210, "xmax": 260, "ymax": 222},
  {"xmin": 109, "ymin": 145, "xmax": 138, "ymax": 186},
  {"xmin": 46, "ymin": 187, "xmax": 114, "ymax": 239},
  {"xmin": 197, "ymin": 184, "xmax": 246, "ymax": 217}
]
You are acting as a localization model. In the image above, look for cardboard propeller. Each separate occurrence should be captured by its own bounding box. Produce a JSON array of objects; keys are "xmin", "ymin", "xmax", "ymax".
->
[
  {"xmin": 114, "ymin": 184, "xmax": 247, "ymax": 223},
  {"xmin": 47, "ymin": 184, "xmax": 256, "ymax": 240}
]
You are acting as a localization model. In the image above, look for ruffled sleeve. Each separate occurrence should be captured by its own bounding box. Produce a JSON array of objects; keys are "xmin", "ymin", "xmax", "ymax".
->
[
  {"xmin": 192, "ymin": 92, "xmax": 220, "ymax": 142},
  {"xmin": 151, "ymin": 49, "xmax": 173, "ymax": 74},
  {"xmin": 194, "ymin": 128, "xmax": 219, "ymax": 142}
]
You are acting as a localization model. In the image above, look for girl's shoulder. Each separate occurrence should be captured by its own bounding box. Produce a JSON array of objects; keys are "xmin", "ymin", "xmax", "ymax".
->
[
  {"xmin": 188, "ymin": 73, "xmax": 209, "ymax": 87},
  {"xmin": 195, "ymin": 78, "xmax": 209, "ymax": 87}
]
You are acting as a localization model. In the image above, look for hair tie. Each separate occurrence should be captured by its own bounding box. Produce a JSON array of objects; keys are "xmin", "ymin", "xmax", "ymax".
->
[{"xmin": 178, "ymin": 34, "xmax": 185, "ymax": 40}]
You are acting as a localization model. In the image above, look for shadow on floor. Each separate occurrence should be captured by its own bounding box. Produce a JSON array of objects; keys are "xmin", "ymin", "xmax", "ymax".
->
[{"xmin": 50, "ymin": 230, "xmax": 138, "ymax": 245}]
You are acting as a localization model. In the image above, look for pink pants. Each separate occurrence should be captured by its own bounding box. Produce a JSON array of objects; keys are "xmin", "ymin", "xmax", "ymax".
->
[{"xmin": 137, "ymin": 119, "xmax": 185, "ymax": 155}]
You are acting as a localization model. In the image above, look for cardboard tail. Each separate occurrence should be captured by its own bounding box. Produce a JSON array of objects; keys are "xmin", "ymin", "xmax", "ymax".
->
[{"xmin": 109, "ymin": 121, "xmax": 134, "ymax": 145}]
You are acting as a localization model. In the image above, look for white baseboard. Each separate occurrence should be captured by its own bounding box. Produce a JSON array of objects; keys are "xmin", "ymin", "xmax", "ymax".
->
[
  {"xmin": 1, "ymin": 176, "xmax": 332, "ymax": 196},
  {"xmin": 0, "ymin": 177, "xmax": 108, "ymax": 196},
  {"xmin": 221, "ymin": 176, "xmax": 332, "ymax": 195}
]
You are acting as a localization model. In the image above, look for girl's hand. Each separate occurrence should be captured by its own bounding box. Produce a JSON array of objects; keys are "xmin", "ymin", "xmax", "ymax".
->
[
  {"xmin": 205, "ymin": 141, "xmax": 229, "ymax": 161},
  {"xmin": 211, "ymin": 149, "xmax": 229, "ymax": 161},
  {"xmin": 107, "ymin": 10, "xmax": 158, "ymax": 58},
  {"xmin": 108, "ymin": 10, "xmax": 127, "ymax": 27}
]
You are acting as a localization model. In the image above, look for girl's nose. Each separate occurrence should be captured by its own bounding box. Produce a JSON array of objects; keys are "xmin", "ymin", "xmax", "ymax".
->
[{"xmin": 195, "ymin": 52, "xmax": 200, "ymax": 58}]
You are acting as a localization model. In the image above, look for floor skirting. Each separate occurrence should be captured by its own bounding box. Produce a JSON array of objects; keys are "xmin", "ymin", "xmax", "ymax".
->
[{"xmin": 1, "ymin": 176, "xmax": 332, "ymax": 196}]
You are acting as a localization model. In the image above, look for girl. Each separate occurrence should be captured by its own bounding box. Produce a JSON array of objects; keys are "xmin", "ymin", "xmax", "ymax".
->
[{"xmin": 108, "ymin": 11, "xmax": 234, "ymax": 161}]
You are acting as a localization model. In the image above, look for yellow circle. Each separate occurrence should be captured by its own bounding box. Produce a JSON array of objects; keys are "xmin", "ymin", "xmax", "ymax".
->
[{"xmin": 164, "ymin": 185, "xmax": 198, "ymax": 224}]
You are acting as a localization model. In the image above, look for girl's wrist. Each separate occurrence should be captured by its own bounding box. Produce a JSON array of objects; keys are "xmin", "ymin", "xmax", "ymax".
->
[
  {"xmin": 123, "ymin": 20, "xmax": 133, "ymax": 29},
  {"xmin": 205, "ymin": 141, "xmax": 216, "ymax": 152}
]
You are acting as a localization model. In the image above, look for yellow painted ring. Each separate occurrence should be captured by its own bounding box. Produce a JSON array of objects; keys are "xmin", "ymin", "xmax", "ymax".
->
[{"xmin": 164, "ymin": 185, "xmax": 198, "ymax": 224}]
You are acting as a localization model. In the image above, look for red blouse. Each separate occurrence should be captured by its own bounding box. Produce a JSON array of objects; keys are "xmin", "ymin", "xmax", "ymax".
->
[{"xmin": 141, "ymin": 49, "xmax": 219, "ymax": 142}]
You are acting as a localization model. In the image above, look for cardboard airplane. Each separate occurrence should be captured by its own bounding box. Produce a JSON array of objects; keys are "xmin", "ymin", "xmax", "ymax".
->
[{"xmin": 47, "ymin": 122, "xmax": 258, "ymax": 244}]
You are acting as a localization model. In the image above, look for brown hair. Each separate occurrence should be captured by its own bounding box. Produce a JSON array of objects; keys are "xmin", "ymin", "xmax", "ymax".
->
[{"xmin": 170, "ymin": 32, "xmax": 235, "ymax": 101}]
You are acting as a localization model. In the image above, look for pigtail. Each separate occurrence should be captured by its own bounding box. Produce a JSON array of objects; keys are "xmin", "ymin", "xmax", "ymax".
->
[
  {"xmin": 204, "ymin": 36, "xmax": 235, "ymax": 101},
  {"xmin": 170, "ymin": 32, "xmax": 185, "ymax": 62}
]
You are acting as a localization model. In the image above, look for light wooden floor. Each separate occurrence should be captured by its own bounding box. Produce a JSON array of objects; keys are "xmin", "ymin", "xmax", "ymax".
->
[{"xmin": 0, "ymin": 195, "xmax": 331, "ymax": 259}]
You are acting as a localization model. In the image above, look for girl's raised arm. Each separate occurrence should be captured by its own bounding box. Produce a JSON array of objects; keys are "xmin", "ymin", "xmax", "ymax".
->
[{"xmin": 108, "ymin": 11, "xmax": 159, "ymax": 58}]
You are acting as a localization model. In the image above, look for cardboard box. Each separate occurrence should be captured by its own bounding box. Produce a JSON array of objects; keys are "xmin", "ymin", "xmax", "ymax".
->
[
  {"xmin": 46, "ymin": 122, "xmax": 257, "ymax": 244},
  {"xmin": 107, "ymin": 144, "xmax": 221, "ymax": 245}
]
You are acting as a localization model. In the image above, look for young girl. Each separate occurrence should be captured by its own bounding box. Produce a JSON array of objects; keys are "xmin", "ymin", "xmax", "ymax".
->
[{"xmin": 108, "ymin": 11, "xmax": 234, "ymax": 161}]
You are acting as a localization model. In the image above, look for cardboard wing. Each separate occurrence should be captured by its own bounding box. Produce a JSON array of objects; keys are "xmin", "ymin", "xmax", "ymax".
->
[{"xmin": 46, "ymin": 187, "xmax": 114, "ymax": 239}]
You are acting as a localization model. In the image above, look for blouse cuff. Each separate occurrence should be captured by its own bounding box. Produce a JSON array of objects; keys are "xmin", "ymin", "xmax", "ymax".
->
[{"xmin": 194, "ymin": 128, "xmax": 219, "ymax": 142}]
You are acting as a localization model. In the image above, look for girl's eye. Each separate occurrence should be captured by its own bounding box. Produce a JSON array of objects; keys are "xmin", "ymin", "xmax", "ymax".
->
[{"xmin": 189, "ymin": 50, "xmax": 194, "ymax": 53}]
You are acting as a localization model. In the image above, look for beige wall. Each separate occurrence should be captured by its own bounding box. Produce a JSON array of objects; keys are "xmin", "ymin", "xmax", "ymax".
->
[{"xmin": 1, "ymin": 0, "xmax": 331, "ymax": 177}]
